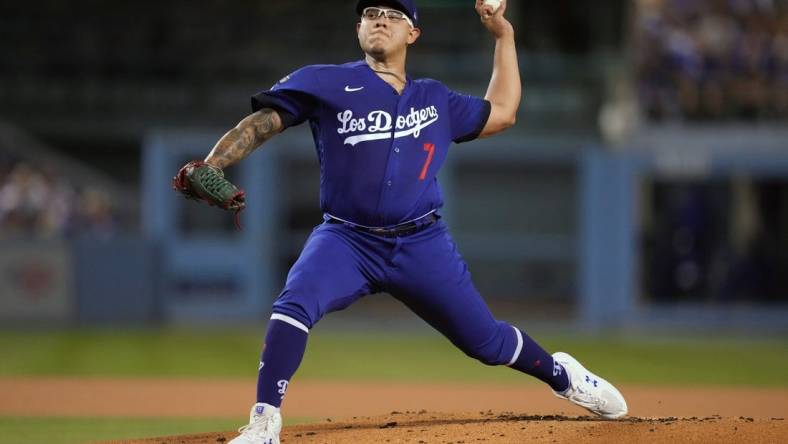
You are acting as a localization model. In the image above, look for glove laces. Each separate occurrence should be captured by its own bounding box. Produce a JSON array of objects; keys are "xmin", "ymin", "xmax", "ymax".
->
[{"xmin": 195, "ymin": 165, "xmax": 245, "ymax": 229}]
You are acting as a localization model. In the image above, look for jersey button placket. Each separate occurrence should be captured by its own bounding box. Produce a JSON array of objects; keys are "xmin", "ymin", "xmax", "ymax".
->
[{"xmin": 378, "ymin": 97, "xmax": 403, "ymax": 223}]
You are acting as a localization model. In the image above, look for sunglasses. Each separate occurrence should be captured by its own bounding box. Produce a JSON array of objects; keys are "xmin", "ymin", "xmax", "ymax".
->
[{"xmin": 361, "ymin": 7, "xmax": 415, "ymax": 28}]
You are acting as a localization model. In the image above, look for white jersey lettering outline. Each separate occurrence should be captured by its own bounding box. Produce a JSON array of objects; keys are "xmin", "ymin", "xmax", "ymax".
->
[{"xmin": 337, "ymin": 106, "xmax": 439, "ymax": 146}]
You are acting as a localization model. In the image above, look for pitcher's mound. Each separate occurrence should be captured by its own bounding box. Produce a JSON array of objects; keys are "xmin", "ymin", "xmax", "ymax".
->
[{"xmin": 98, "ymin": 411, "xmax": 786, "ymax": 444}]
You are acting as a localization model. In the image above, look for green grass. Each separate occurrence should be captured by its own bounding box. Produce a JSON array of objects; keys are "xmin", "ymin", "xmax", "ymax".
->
[
  {"xmin": 0, "ymin": 416, "xmax": 311, "ymax": 444},
  {"xmin": 0, "ymin": 329, "xmax": 786, "ymax": 443},
  {"xmin": 299, "ymin": 332, "xmax": 788, "ymax": 387},
  {"xmin": 0, "ymin": 329, "xmax": 261, "ymax": 378},
  {"xmin": 1, "ymin": 329, "xmax": 787, "ymax": 386},
  {"xmin": 0, "ymin": 417, "xmax": 237, "ymax": 444}
]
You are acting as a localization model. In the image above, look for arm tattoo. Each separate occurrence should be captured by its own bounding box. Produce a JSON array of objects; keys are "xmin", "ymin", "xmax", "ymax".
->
[{"xmin": 205, "ymin": 108, "xmax": 283, "ymax": 169}]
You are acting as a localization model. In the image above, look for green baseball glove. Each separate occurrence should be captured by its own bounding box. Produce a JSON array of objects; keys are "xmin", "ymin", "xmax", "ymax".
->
[{"xmin": 172, "ymin": 160, "xmax": 246, "ymax": 213}]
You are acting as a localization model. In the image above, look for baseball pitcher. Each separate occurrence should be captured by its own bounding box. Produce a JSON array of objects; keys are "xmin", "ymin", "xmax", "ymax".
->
[{"xmin": 173, "ymin": 2, "xmax": 627, "ymax": 443}]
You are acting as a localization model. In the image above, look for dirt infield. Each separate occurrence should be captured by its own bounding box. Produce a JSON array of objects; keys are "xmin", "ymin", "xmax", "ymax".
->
[
  {"xmin": 98, "ymin": 412, "xmax": 787, "ymax": 444},
  {"xmin": 2, "ymin": 378, "xmax": 787, "ymax": 443}
]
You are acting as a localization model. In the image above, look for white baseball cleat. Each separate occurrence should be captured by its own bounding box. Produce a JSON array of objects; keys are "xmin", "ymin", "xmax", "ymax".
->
[
  {"xmin": 228, "ymin": 402, "xmax": 282, "ymax": 444},
  {"xmin": 552, "ymin": 352, "xmax": 628, "ymax": 419}
]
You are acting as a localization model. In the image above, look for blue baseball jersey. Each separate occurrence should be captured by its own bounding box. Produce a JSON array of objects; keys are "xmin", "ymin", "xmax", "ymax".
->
[{"xmin": 251, "ymin": 60, "xmax": 491, "ymax": 228}]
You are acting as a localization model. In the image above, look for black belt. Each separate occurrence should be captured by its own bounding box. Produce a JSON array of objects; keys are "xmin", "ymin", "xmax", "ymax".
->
[{"xmin": 326, "ymin": 213, "xmax": 438, "ymax": 238}]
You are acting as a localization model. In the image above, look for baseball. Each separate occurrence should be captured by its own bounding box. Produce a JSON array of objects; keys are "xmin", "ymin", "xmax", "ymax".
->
[{"xmin": 483, "ymin": 0, "xmax": 501, "ymax": 13}]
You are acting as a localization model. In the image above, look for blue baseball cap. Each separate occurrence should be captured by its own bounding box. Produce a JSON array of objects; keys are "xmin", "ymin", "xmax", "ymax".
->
[{"xmin": 356, "ymin": 0, "xmax": 419, "ymax": 27}]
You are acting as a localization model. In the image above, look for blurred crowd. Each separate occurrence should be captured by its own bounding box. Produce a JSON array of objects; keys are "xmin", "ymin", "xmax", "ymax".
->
[
  {"xmin": 643, "ymin": 180, "xmax": 788, "ymax": 303},
  {"xmin": 0, "ymin": 154, "xmax": 117, "ymax": 239},
  {"xmin": 635, "ymin": 0, "xmax": 788, "ymax": 121}
]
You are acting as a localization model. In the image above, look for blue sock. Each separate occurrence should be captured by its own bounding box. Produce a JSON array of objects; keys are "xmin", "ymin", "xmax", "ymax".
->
[
  {"xmin": 256, "ymin": 315, "xmax": 309, "ymax": 407},
  {"xmin": 510, "ymin": 328, "xmax": 570, "ymax": 392}
]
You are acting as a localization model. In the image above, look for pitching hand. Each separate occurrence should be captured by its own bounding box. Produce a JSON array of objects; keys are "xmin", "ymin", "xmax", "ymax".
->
[{"xmin": 475, "ymin": 0, "xmax": 513, "ymax": 39}]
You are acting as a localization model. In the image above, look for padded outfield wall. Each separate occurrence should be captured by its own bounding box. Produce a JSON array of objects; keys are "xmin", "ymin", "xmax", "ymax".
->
[
  {"xmin": 4, "ymin": 125, "xmax": 786, "ymax": 331},
  {"xmin": 138, "ymin": 124, "xmax": 788, "ymax": 331}
]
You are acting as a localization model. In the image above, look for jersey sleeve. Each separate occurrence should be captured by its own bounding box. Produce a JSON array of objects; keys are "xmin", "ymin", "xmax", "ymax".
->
[
  {"xmin": 448, "ymin": 89, "xmax": 492, "ymax": 144},
  {"xmin": 251, "ymin": 66, "xmax": 322, "ymax": 128}
]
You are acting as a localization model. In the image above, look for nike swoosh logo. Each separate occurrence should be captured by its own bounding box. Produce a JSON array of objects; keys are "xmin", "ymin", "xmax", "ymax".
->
[{"xmin": 345, "ymin": 86, "xmax": 364, "ymax": 92}]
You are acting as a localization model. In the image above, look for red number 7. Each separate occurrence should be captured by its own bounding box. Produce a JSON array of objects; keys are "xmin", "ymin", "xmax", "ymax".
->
[{"xmin": 419, "ymin": 143, "xmax": 435, "ymax": 181}]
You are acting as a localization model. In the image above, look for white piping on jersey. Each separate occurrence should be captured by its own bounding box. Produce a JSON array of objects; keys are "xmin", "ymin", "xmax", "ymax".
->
[
  {"xmin": 343, "ymin": 116, "xmax": 439, "ymax": 146},
  {"xmin": 270, "ymin": 313, "xmax": 310, "ymax": 333},
  {"xmin": 324, "ymin": 209, "xmax": 437, "ymax": 230},
  {"xmin": 507, "ymin": 326, "xmax": 524, "ymax": 366}
]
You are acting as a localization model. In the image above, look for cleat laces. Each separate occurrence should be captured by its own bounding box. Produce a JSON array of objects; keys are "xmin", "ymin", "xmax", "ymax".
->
[
  {"xmin": 569, "ymin": 385, "xmax": 608, "ymax": 410},
  {"xmin": 237, "ymin": 415, "xmax": 276, "ymax": 442}
]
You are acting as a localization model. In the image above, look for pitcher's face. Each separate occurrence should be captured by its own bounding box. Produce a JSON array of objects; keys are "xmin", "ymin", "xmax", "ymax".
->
[{"xmin": 357, "ymin": 6, "xmax": 420, "ymax": 58}]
